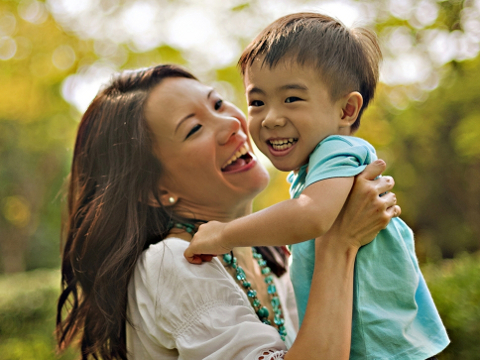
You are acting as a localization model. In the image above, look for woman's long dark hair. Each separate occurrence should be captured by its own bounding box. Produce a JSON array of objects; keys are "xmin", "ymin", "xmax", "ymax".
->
[{"xmin": 56, "ymin": 65, "xmax": 197, "ymax": 359}]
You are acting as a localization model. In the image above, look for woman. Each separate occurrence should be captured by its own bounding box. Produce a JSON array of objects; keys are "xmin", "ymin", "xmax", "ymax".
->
[{"xmin": 56, "ymin": 64, "xmax": 399, "ymax": 359}]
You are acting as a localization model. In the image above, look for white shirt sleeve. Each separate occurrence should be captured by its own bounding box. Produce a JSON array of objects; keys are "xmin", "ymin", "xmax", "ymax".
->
[{"xmin": 127, "ymin": 238, "xmax": 288, "ymax": 360}]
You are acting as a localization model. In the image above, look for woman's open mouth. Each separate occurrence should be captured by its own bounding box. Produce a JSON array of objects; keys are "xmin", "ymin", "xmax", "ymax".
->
[
  {"xmin": 221, "ymin": 143, "xmax": 254, "ymax": 173},
  {"xmin": 268, "ymin": 138, "xmax": 298, "ymax": 154}
]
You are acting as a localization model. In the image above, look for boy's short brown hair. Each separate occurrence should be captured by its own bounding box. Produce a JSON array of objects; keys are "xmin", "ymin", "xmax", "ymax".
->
[{"xmin": 238, "ymin": 12, "xmax": 382, "ymax": 131}]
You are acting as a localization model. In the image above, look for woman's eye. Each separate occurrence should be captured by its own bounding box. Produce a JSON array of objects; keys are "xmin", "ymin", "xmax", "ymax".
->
[
  {"xmin": 214, "ymin": 99, "xmax": 223, "ymax": 110},
  {"xmin": 185, "ymin": 124, "xmax": 202, "ymax": 139},
  {"xmin": 250, "ymin": 100, "xmax": 264, "ymax": 107},
  {"xmin": 285, "ymin": 97, "xmax": 301, "ymax": 103}
]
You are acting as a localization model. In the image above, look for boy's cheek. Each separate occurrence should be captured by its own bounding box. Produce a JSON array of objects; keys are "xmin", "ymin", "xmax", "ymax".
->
[
  {"xmin": 248, "ymin": 122, "xmax": 262, "ymax": 144},
  {"xmin": 246, "ymin": 121, "xmax": 267, "ymax": 154}
]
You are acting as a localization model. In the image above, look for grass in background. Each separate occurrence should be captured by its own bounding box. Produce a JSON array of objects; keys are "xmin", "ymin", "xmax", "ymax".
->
[
  {"xmin": 422, "ymin": 252, "xmax": 480, "ymax": 359},
  {"xmin": 0, "ymin": 269, "xmax": 76, "ymax": 360},
  {"xmin": 1, "ymin": 253, "xmax": 479, "ymax": 359}
]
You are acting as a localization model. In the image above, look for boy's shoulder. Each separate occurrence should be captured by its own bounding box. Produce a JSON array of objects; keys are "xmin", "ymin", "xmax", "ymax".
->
[
  {"xmin": 317, "ymin": 135, "xmax": 374, "ymax": 151},
  {"xmin": 307, "ymin": 135, "xmax": 377, "ymax": 176}
]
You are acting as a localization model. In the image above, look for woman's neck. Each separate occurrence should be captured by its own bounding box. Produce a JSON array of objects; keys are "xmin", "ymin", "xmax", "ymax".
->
[
  {"xmin": 166, "ymin": 200, "xmax": 253, "ymax": 241},
  {"xmin": 174, "ymin": 200, "xmax": 253, "ymax": 223}
]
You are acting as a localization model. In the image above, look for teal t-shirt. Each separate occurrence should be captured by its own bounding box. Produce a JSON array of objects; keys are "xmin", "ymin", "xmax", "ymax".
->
[{"xmin": 288, "ymin": 135, "xmax": 449, "ymax": 359}]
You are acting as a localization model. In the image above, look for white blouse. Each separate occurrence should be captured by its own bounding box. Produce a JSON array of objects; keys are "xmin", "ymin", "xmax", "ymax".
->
[{"xmin": 126, "ymin": 238, "xmax": 298, "ymax": 360}]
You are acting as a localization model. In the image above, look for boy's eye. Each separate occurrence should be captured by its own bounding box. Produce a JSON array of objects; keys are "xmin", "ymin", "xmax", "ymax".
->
[
  {"xmin": 185, "ymin": 124, "xmax": 202, "ymax": 139},
  {"xmin": 214, "ymin": 99, "xmax": 223, "ymax": 110},
  {"xmin": 249, "ymin": 100, "xmax": 264, "ymax": 107},
  {"xmin": 285, "ymin": 97, "xmax": 301, "ymax": 103}
]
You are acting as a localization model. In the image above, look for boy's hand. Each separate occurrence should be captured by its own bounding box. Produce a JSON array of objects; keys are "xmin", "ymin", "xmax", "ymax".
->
[{"xmin": 184, "ymin": 221, "xmax": 233, "ymax": 264}]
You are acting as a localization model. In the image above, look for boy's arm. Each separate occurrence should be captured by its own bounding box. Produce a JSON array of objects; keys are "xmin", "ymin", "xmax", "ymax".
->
[{"xmin": 184, "ymin": 176, "xmax": 354, "ymax": 263}]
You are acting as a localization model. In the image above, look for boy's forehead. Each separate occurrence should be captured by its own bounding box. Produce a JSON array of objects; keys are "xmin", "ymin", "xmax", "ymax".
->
[{"xmin": 244, "ymin": 58, "xmax": 321, "ymax": 87}]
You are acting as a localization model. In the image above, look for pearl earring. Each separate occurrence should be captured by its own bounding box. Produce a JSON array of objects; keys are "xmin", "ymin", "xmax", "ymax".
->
[{"xmin": 168, "ymin": 197, "xmax": 175, "ymax": 204}]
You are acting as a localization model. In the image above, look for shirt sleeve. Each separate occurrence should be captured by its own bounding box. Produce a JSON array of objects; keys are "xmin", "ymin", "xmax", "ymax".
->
[
  {"xmin": 305, "ymin": 135, "xmax": 377, "ymax": 188},
  {"xmin": 130, "ymin": 238, "xmax": 287, "ymax": 360}
]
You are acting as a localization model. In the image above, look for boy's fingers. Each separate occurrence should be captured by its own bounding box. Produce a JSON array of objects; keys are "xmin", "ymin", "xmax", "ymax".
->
[
  {"xmin": 200, "ymin": 254, "xmax": 214, "ymax": 262},
  {"xmin": 187, "ymin": 256, "xmax": 202, "ymax": 264},
  {"xmin": 360, "ymin": 159, "xmax": 386, "ymax": 181},
  {"xmin": 184, "ymin": 249, "xmax": 200, "ymax": 264},
  {"xmin": 184, "ymin": 250, "xmax": 215, "ymax": 264}
]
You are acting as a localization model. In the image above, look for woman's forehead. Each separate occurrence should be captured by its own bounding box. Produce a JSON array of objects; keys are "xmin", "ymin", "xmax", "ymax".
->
[
  {"xmin": 147, "ymin": 78, "xmax": 209, "ymax": 111},
  {"xmin": 144, "ymin": 77, "xmax": 209, "ymax": 132},
  {"xmin": 154, "ymin": 77, "xmax": 207, "ymax": 100}
]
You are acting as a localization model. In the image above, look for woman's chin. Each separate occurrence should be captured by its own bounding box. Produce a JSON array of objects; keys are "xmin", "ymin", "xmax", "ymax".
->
[
  {"xmin": 235, "ymin": 161, "xmax": 270, "ymax": 201},
  {"xmin": 252, "ymin": 162, "xmax": 271, "ymax": 193}
]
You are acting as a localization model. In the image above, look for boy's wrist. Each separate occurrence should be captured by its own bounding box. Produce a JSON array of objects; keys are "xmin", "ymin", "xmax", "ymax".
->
[{"xmin": 221, "ymin": 222, "xmax": 236, "ymax": 251}]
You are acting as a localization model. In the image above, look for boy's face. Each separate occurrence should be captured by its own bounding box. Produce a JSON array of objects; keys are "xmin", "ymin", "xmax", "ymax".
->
[{"xmin": 244, "ymin": 60, "xmax": 346, "ymax": 172}]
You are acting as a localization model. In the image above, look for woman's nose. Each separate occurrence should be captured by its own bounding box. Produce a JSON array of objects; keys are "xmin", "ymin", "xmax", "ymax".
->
[
  {"xmin": 262, "ymin": 110, "xmax": 286, "ymax": 129},
  {"xmin": 217, "ymin": 116, "xmax": 242, "ymax": 145}
]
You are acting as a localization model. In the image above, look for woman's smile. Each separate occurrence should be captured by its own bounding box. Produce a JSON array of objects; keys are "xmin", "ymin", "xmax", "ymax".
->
[
  {"xmin": 221, "ymin": 142, "xmax": 256, "ymax": 173},
  {"xmin": 144, "ymin": 76, "xmax": 269, "ymax": 219}
]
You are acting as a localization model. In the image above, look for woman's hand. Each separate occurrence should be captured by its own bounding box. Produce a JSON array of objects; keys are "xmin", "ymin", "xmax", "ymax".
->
[{"xmin": 324, "ymin": 159, "xmax": 401, "ymax": 250}]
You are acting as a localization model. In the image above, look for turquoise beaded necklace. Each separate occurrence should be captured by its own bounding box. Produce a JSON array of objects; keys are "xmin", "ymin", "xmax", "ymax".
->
[
  {"xmin": 223, "ymin": 248, "xmax": 287, "ymax": 341},
  {"xmin": 169, "ymin": 222, "xmax": 287, "ymax": 342}
]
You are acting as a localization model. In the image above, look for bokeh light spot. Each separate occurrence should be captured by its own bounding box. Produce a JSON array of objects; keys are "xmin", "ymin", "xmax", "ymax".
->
[
  {"xmin": 2, "ymin": 196, "xmax": 31, "ymax": 228},
  {"xmin": 18, "ymin": 0, "xmax": 48, "ymax": 24},
  {"xmin": 0, "ymin": 12, "xmax": 16, "ymax": 36},
  {"xmin": 62, "ymin": 62, "xmax": 116, "ymax": 112},
  {"xmin": 52, "ymin": 44, "xmax": 76, "ymax": 70},
  {"xmin": 0, "ymin": 36, "xmax": 17, "ymax": 60}
]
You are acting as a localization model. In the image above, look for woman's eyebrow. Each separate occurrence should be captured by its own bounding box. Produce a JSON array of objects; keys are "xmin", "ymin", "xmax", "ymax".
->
[
  {"xmin": 174, "ymin": 113, "xmax": 194, "ymax": 134},
  {"xmin": 174, "ymin": 89, "xmax": 215, "ymax": 134}
]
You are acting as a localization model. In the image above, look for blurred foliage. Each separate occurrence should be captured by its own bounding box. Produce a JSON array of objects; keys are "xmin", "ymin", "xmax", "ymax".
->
[
  {"xmin": 423, "ymin": 252, "xmax": 480, "ymax": 359},
  {"xmin": 0, "ymin": 0, "xmax": 479, "ymax": 357},
  {"xmin": 1, "ymin": 254, "xmax": 479, "ymax": 359},
  {"xmin": 0, "ymin": 269, "xmax": 76, "ymax": 360},
  {"xmin": 358, "ymin": 55, "xmax": 480, "ymax": 260},
  {"xmin": 0, "ymin": 0, "xmax": 478, "ymax": 276},
  {"xmin": 0, "ymin": 0, "xmax": 188, "ymax": 273},
  {"xmin": 254, "ymin": 55, "xmax": 480, "ymax": 260},
  {"xmin": 0, "ymin": 0, "xmax": 81, "ymax": 273}
]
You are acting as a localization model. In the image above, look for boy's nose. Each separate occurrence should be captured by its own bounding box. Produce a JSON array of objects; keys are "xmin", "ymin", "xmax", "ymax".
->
[{"xmin": 262, "ymin": 111, "xmax": 286, "ymax": 129}]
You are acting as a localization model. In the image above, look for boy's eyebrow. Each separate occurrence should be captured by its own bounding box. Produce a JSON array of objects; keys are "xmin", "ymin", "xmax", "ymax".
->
[
  {"xmin": 246, "ymin": 84, "xmax": 308, "ymax": 96},
  {"xmin": 246, "ymin": 86, "xmax": 265, "ymax": 96},
  {"xmin": 280, "ymin": 84, "xmax": 308, "ymax": 91}
]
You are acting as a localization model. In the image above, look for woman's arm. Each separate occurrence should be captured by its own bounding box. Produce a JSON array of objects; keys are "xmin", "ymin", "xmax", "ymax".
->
[{"xmin": 285, "ymin": 160, "xmax": 399, "ymax": 359}]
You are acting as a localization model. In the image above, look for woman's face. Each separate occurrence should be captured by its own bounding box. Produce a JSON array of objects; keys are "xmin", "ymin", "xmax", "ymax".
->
[{"xmin": 144, "ymin": 77, "xmax": 270, "ymax": 220}]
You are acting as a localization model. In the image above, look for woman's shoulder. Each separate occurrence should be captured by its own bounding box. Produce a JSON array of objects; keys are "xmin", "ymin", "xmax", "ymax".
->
[
  {"xmin": 127, "ymin": 238, "xmax": 254, "ymax": 346},
  {"xmin": 136, "ymin": 237, "xmax": 233, "ymax": 289},
  {"xmin": 131, "ymin": 237, "xmax": 248, "ymax": 312}
]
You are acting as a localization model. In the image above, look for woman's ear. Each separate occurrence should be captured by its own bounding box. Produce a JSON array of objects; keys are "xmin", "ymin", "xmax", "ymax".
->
[
  {"xmin": 339, "ymin": 92, "xmax": 363, "ymax": 129},
  {"xmin": 147, "ymin": 190, "xmax": 178, "ymax": 207}
]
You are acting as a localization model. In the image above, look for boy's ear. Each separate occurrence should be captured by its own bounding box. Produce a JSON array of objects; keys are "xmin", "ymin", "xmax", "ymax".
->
[{"xmin": 339, "ymin": 92, "xmax": 363, "ymax": 129}]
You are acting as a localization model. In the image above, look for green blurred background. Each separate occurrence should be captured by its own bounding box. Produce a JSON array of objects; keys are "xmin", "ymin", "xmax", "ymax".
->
[{"xmin": 0, "ymin": 0, "xmax": 479, "ymax": 358}]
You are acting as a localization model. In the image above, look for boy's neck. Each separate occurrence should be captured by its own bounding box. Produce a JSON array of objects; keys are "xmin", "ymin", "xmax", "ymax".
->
[{"xmin": 292, "ymin": 129, "xmax": 354, "ymax": 174}]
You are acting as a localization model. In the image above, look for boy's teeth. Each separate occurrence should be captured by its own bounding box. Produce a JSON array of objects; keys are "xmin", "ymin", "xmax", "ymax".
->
[{"xmin": 269, "ymin": 138, "xmax": 297, "ymax": 150}]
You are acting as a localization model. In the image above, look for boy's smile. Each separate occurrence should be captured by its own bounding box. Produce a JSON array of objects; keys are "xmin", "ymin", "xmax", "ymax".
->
[{"xmin": 244, "ymin": 59, "xmax": 350, "ymax": 172}]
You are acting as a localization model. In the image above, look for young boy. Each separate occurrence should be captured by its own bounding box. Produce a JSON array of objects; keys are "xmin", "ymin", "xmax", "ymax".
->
[{"xmin": 185, "ymin": 13, "xmax": 449, "ymax": 359}]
